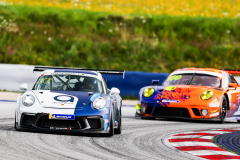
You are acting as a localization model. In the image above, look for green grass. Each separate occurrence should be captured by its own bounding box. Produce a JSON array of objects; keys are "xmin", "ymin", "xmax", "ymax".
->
[
  {"xmin": 0, "ymin": 89, "xmax": 23, "ymax": 93},
  {"xmin": 1, "ymin": 5, "xmax": 240, "ymax": 72}
]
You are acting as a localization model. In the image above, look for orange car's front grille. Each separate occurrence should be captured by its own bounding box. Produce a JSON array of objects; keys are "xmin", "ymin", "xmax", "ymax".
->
[
  {"xmin": 192, "ymin": 108, "xmax": 201, "ymax": 116},
  {"xmin": 152, "ymin": 107, "xmax": 191, "ymax": 118},
  {"xmin": 145, "ymin": 106, "xmax": 154, "ymax": 114}
]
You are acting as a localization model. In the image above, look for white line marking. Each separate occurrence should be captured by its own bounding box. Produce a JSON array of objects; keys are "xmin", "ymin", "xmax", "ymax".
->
[
  {"xmin": 172, "ymin": 142, "xmax": 217, "ymax": 147},
  {"xmin": 181, "ymin": 131, "xmax": 231, "ymax": 134},
  {"xmin": 187, "ymin": 150, "xmax": 237, "ymax": 156},
  {"xmin": 171, "ymin": 136, "xmax": 214, "ymax": 139}
]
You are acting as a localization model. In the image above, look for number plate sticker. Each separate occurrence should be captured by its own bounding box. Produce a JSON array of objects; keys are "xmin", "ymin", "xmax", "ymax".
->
[{"xmin": 49, "ymin": 114, "xmax": 75, "ymax": 120}]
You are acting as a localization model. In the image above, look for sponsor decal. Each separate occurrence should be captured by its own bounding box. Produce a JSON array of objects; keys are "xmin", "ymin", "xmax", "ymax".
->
[
  {"xmin": 209, "ymin": 103, "xmax": 220, "ymax": 107},
  {"xmin": 165, "ymin": 86, "xmax": 176, "ymax": 91},
  {"xmin": 227, "ymin": 98, "xmax": 240, "ymax": 117},
  {"xmin": 54, "ymin": 95, "xmax": 74, "ymax": 102},
  {"xmin": 53, "ymin": 95, "xmax": 74, "ymax": 105},
  {"xmin": 154, "ymin": 87, "xmax": 193, "ymax": 107},
  {"xmin": 162, "ymin": 99, "xmax": 179, "ymax": 103},
  {"xmin": 50, "ymin": 127, "xmax": 71, "ymax": 130},
  {"xmin": 90, "ymin": 93, "xmax": 101, "ymax": 101},
  {"xmin": 210, "ymin": 112, "xmax": 219, "ymax": 117},
  {"xmin": 103, "ymin": 115, "xmax": 108, "ymax": 131},
  {"xmin": 37, "ymin": 78, "xmax": 53, "ymax": 84},
  {"xmin": 49, "ymin": 114, "xmax": 74, "ymax": 120},
  {"xmin": 167, "ymin": 75, "xmax": 182, "ymax": 81},
  {"xmin": 210, "ymin": 109, "xmax": 219, "ymax": 113}
]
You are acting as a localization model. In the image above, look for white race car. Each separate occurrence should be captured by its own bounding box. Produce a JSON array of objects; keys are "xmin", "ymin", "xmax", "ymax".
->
[{"xmin": 15, "ymin": 66, "xmax": 124, "ymax": 136}]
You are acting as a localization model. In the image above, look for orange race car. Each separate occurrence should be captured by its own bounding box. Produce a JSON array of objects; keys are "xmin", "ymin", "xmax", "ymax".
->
[{"xmin": 135, "ymin": 68, "xmax": 240, "ymax": 123}]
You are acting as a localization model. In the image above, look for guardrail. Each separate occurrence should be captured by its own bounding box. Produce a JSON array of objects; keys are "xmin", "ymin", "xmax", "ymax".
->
[{"xmin": 2, "ymin": 64, "xmax": 239, "ymax": 97}]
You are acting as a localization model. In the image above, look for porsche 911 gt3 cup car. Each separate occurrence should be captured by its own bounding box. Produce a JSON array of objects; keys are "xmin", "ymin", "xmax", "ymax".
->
[
  {"xmin": 135, "ymin": 68, "xmax": 240, "ymax": 123},
  {"xmin": 15, "ymin": 66, "xmax": 124, "ymax": 136}
]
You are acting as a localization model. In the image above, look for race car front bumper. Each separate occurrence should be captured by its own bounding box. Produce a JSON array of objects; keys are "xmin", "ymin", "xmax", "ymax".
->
[
  {"xmin": 17, "ymin": 113, "xmax": 110, "ymax": 134},
  {"xmin": 135, "ymin": 102, "xmax": 221, "ymax": 120}
]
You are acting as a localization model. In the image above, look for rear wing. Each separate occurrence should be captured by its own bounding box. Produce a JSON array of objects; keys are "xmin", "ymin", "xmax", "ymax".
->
[
  {"xmin": 33, "ymin": 66, "xmax": 125, "ymax": 79},
  {"xmin": 222, "ymin": 69, "xmax": 240, "ymax": 75}
]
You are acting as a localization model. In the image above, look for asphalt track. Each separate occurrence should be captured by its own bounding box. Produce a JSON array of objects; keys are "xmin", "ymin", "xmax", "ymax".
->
[{"xmin": 1, "ymin": 102, "xmax": 240, "ymax": 160}]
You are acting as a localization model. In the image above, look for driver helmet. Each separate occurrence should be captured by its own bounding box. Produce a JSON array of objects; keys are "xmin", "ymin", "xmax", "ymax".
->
[{"xmin": 83, "ymin": 77, "xmax": 95, "ymax": 89}]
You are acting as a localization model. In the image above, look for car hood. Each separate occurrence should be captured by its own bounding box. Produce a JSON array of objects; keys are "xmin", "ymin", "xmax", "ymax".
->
[
  {"xmin": 32, "ymin": 90, "xmax": 101, "ymax": 109},
  {"xmin": 141, "ymin": 85, "xmax": 224, "ymax": 106}
]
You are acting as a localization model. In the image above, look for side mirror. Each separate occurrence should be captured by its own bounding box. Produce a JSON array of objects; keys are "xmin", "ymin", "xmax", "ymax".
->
[
  {"xmin": 110, "ymin": 87, "xmax": 120, "ymax": 96},
  {"xmin": 228, "ymin": 83, "xmax": 238, "ymax": 88},
  {"xmin": 20, "ymin": 83, "xmax": 28, "ymax": 91},
  {"xmin": 152, "ymin": 80, "xmax": 159, "ymax": 85}
]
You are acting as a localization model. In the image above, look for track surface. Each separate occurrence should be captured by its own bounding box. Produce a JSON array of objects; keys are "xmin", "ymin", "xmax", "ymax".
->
[{"xmin": 1, "ymin": 102, "xmax": 240, "ymax": 160}]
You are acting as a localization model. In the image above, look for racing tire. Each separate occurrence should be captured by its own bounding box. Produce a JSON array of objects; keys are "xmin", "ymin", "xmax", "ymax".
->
[
  {"xmin": 237, "ymin": 120, "xmax": 240, "ymax": 123},
  {"xmin": 220, "ymin": 96, "xmax": 227, "ymax": 123},
  {"xmin": 114, "ymin": 109, "xmax": 122, "ymax": 134},
  {"xmin": 15, "ymin": 114, "xmax": 19, "ymax": 131},
  {"xmin": 141, "ymin": 117, "xmax": 155, "ymax": 120},
  {"xmin": 105, "ymin": 111, "xmax": 114, "ymax": 137}
]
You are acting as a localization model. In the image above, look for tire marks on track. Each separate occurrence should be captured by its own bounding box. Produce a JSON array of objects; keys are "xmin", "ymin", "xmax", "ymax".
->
[{"xmin": 1, "ymin": 103, "xmax": 240, "ymax": 160}]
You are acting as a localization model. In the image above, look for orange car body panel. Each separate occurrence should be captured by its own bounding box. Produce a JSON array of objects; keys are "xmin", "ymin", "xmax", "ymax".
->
[{"xmin": 136, "ymin": 68, "xmax": 240, "ymax": 120}]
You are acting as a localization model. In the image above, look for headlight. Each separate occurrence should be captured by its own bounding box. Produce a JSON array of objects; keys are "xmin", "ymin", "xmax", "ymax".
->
[
  {"xmin": 22, "ymin": 94, "xmax": 35, "ymax": 106},
  {"xmin": 143, "ymin": 88, "xmax": 155, "ymax": 98},
  {"xmin": 200, "ymin": 91, "xmax": 213, "ymax": 100},
  {"xmin": 93, "ymin": 97, "xmax": 106, "ymax": 110}
]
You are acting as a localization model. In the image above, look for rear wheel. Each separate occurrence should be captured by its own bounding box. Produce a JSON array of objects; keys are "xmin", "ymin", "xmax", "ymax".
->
[
  {"xmin": 220, "ymin": 96, "xmax": 227, "ymax": 123},
  {"xmin": 114, "ymin": 109, "xmax": 122, "ymax": 134}
]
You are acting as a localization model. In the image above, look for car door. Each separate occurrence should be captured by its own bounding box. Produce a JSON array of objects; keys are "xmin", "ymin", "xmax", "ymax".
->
[{"xmin": 225, "ymin": 73, "xmax": 240, "ymax": 118}]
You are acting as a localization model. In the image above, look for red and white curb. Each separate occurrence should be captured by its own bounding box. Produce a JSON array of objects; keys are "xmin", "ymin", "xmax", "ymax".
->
[{"xmin": 168, "ymin": 128, "xmax": 240, "ymax": 160}]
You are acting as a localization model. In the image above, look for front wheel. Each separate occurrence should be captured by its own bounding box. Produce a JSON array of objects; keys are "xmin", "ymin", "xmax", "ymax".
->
[
  {"xmin": 114, "ymin": 109, "xmax": 122, "ymax": 134},
  {"xmin": 237, "ymin": 120, "xmax": 240, "ymax": 123},
  {"xmin": 220, "ymin": 96, "xmax": 227, "ymax": 123},
  {"xmin": 105, "ymin": 111, "xmax": 114, "ymax": 137},
  {"xmin": 15, "ymin": 113, "xmax": 19, "ymax": 131}
]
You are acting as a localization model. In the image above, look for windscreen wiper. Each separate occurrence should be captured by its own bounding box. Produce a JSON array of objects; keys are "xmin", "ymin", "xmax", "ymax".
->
[{"xmin": 187, "ymin": 72, "xmax": 196, "ymax": 85}]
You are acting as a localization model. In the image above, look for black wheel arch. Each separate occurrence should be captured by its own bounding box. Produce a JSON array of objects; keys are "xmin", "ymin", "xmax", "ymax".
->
[{"xmin": 223, "ymin": 93, "xmax": 230, "ymax": 110}]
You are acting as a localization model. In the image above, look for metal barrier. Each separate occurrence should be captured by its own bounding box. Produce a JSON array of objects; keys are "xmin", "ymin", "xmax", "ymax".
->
[
  {"xmin": 103, "ymin": 71, "xmax": 169, "ymax": 97},
  {"xmin": 2, "ymin": 64, "xmax": 240, "ymax": 97},
  {"xmin": 0, "ymin": 64, "xmax": 39, "ymax": 91},
  {"xmin": 0, "ymin": 64, "xmax": 169, "ymax": 96}
]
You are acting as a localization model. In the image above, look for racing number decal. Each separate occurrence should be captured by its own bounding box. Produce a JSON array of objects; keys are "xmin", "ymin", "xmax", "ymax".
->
[
  {"xmin": 167, "ymin": 75, "xmax": 182, "ymax": 81},
  {"xmin": 165, "ymin": 86, "xmax": 176, "ymax": 91},
  {"xmin": 37, "ymin": 78, "xmax": 53, "ymax": 85}
]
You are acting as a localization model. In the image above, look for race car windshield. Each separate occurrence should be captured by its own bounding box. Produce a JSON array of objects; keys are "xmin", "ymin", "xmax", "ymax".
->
[
  {"xmin": 189, "ymin": 74, "xmax": 221, "ymax": 87},
  {"xmin": 163, "ymin": 74, "xmax": 221, "ymax": 87},
  {"xmin": 33, "ymin": 74, "xmax": 104, "ymax": 93}
]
